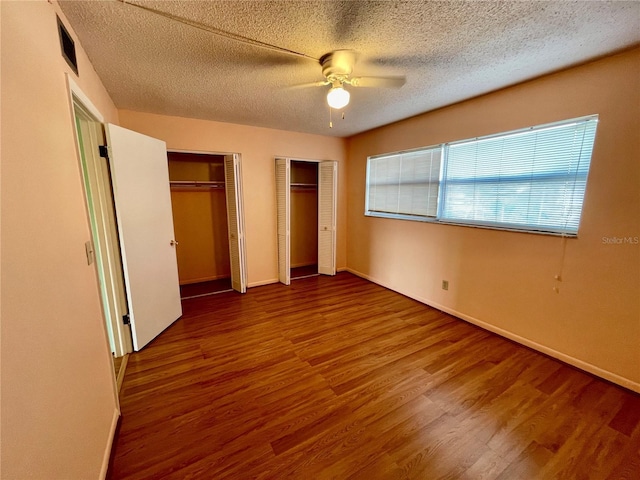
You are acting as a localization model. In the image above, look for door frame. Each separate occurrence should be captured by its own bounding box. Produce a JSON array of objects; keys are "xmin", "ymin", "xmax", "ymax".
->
[
  {"xmin": 167, "ymin": 149, "xmax": 248, "ymax": 293},
  {"xmin": 67, "ymin": 76, "xmax": 133, "ymax": 357},
  {"xmin": 66, "ymin": 75, "xmax": 127, "ymax": 404}
]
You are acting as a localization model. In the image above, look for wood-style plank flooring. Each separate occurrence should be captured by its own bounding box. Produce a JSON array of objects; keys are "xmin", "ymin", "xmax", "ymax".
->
[
  {"xmin": 180, "ymin": 278, "xmax": 232, "ymax": 299},
  {"xmin": 291, "ymin": 264, "xmax": 319, "ymax": 279},
  {"xmin": 109, "ymin": 273, "xmax": 640, "ymax": 479}
]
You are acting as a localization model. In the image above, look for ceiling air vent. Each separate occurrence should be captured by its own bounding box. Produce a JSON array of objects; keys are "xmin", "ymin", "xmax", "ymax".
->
[{"xmin": 57, "ymin": 16, "xmax": 78, "ymax": 75}]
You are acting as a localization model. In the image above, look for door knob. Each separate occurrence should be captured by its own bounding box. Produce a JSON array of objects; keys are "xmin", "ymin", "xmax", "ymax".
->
[{"xmin": 170, "ymin": 240, "xmax": 179, "ymax": 246}]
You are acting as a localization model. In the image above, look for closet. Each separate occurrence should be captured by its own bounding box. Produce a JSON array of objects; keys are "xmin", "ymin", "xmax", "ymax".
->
[
  {"xmin": 168, "ymin": 152, "xmax": 247, "ymax": 297},
  {"xmin": 290, "ymin": 161, "xmax": 319, "ymax": 278},
  {"xmin": 276, "ymin": 157, "xmax": 337, "ymax": 285}
]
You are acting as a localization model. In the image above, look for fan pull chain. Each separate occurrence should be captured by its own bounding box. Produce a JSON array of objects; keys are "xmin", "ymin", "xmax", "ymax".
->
[{"xmin": 328, "ymin": 109, "xmax": 345, "ymax": 128}]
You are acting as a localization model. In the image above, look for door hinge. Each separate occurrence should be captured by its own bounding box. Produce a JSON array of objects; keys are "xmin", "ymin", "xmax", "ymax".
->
[
  {"xmin": 122, "ymin": 314, "xmax": 130, "ymax": 325},
  {"xmin": 98, "ymin": 145, "xmax": 109, "ymax": 159}
]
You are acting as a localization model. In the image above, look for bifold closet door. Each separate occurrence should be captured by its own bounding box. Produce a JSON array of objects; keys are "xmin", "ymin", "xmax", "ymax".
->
[
  {"xmin": 105, "ymin": 124, "xmax": 182, "ymax": 351},
  {"xmin": 224, "ymin": 154, "xmax": 248, "ymax": 293},
  {"xmin": 275, "ymin": 157, "xmax": 291, "ymax": 285},
  {"xmin": 318, "ymin": 161, "xmax": 337, "ymax": 275}
]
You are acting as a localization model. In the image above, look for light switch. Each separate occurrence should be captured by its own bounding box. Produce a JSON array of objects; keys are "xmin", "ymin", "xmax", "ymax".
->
[{"xmin": 85, "ymin": 240, "xmax": 95, "ymax": 265}]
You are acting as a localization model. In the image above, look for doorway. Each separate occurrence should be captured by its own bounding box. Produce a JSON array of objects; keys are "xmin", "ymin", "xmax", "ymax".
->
[
  {"xmin": 168, "ymin": 152, "xmax": 231, "ymax": 297},
  {"xmin": 72, "ymin": 98, "xmax": 132, "ymax": 360},
  {"xmin": 275, "ymin": 157, "xmax": 337, "ymax": 285},
  {"xmin": 69, "ymin": 83, "xmax": 246, "ymax": 360},
  {"xmin": 290, "ymin": 161, "xmax": 319, "ymax": 279},
  {"xmin": 70, "ymin": 78, "xmax": 185, "ymax": 359},
  {"xmin": 168, "ymin": 150, "xmax": 248, "ymax": 298}
]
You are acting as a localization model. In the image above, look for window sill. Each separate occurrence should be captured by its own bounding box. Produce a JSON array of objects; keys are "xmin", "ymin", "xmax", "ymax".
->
[{"xmin": 364, "ymin": 211, "xmax": 579, "ymax": 238}]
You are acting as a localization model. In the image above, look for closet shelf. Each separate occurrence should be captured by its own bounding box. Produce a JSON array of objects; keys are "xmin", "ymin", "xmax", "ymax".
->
[{"xmin": 170, "ymin": 180, "xmax": 225, "ymax": 189}]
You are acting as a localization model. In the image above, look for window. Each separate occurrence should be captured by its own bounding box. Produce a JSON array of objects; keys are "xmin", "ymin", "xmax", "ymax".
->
[
  {"xmin": 365, "ymin": 115, "xmax": 598, "ymax": 236},
  {"xmin": 367, "ymin": 147, "xmax": 442, "ymax": 219}
]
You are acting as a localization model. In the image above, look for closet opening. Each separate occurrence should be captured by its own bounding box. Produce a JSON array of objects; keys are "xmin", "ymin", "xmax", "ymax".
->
[
  {"xmin": 168, "ymin": 152, "xmax": 233, "ymax": 298},
  {"xmin": 276, "ymin": 156, "xmax": 337, "ymax": 285},
  {"xmin": 291, "ymin": 160, "xmax": 319, "ymax": 280}
]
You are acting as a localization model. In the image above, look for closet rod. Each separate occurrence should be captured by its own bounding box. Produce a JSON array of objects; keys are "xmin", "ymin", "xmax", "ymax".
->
[
  {"xmin": 291, "ymin": 182, "xmax": 317, "ymax": 189},
  {"xmin": 170, "ymin": 180, "xmax": 225, "ymax": 189}
]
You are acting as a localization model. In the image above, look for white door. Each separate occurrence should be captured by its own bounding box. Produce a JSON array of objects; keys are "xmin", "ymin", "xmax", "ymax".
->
[
  {"xmin": 275, "ymin": 157, "xmax": 291, "ymax": 285},
  {"xmin": 318, "ymin": 161, "xmax": 337, "ymax": 276},
  {"xmin": 224, "ymin": 154, "xmax": 247, "ymax": 293},
  {"xmin": 105, "ymin": 124, "xmax": 182, "ymax": 350}
]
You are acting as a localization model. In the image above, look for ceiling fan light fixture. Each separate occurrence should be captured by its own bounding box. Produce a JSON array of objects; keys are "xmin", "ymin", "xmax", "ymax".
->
[{"xmin": 327, "ymin": 86, "xmax": 350, "ymax": 109}]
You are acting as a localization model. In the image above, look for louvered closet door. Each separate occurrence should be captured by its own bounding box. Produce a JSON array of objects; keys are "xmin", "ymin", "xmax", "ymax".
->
[
  {"xmin": 275, "ymin": 157, "xmax": 290, "ymax": 285},
  {"xmin": 318, "ymin": 161, "xmax": 337, "ymax": 276},
  {"xmin": 224, "ymin": 154, "xmax": 247, "ymax": 293}
]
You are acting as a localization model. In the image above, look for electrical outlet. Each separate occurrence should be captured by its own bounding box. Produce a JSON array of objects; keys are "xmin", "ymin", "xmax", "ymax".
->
[{"xmin": 442, "ymin": 280, "xmax": 449, "ymax": 291}]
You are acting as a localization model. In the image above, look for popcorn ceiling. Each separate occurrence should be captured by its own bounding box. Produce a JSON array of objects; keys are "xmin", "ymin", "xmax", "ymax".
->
[{"xmin": 59, "ymin": 0, "xmax": 639, "ymax": 137}]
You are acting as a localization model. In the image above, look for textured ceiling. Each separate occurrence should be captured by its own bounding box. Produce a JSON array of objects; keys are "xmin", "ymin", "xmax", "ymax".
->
[{"xmin": 59, "ymin": 0, "xmax": 640, "ymax": 137}]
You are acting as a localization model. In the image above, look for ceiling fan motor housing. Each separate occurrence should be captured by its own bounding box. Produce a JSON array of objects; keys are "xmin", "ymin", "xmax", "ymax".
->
[{"xmin": 320, "ymin": 51, "xmax": 354, "ymax": 81}]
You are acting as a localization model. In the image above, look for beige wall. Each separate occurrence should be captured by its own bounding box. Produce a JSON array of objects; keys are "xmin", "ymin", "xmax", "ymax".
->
[
  {"xmin": 290, "ymin": 161, "xmax": 319, "ymax": 268},
  {"xmin": 118, "ymin": 111, "xmax": 347, "ymax": 286},
  {"xmin": 2, "ymin": 6, "xmax": 636, "ymax": 480},
  {"xmin": 168, "ymin": 157, "xmax": 231, "ymax": 284},
  {"xmin": 291, "ymin": 188, "xmax": 319, "ymax": 268},
  {"xmin": 171, "ymin": 188, "xmax": 231, "ymax": 284},
  {"xmin": 346, "ymin": 48, "xmax": 640, "ymax": 391},
  {"xmin": 1, "ymin": 1, "xmax": 121, "ymax": 478}
]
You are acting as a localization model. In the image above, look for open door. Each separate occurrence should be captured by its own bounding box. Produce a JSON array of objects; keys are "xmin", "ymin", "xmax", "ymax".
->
[
  {"xmin": 318, "ymin": 161, "xmax": 337, "ymax": 275},
  {"xmin": 224, "ymin": 154, "xmax": 247, "ymax": 293},
  {"xmin": 275, "ymin": 157, "xmax": 291, "ymax": 285},
  {"xmin": 105, "ymin": 124, "xmax": 182, "ymax": 350}
]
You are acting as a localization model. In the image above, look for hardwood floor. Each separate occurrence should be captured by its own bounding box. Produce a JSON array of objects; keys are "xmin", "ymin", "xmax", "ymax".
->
[
  {"xmin": 109, "ymin": 273, "xmax": 640, "ymax": 479},
  {"xmin": 179, "ymin": 278, "xmax": 232, "ymax": 299},
  {"xmin": 291, "ymin": 264, "xmax": 319, "ymax": 279}
]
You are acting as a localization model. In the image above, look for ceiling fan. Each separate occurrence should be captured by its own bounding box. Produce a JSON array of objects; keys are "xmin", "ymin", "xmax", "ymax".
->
[
  {"xmin": 115, "ymin": 1, "xmax": 407, "ymax": 111},
  {"xmin": 296, "ymin": 50, "xmax": 406, "ymax": 110}
]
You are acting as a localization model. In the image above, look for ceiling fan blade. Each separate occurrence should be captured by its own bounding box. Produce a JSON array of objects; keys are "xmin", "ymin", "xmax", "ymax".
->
[
  {"xmin": 287, "ymin": 80, "xmax": 330, "ymax": 90},
  {"xmin": 349, "ymin": 76, "xmax": 406, "ymax": 88}
]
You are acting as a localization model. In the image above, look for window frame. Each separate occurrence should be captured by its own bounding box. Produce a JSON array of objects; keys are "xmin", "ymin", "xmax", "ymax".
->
[{"xmin": 364, "ymin": 115, "xmax": 599, "ymax": 237}]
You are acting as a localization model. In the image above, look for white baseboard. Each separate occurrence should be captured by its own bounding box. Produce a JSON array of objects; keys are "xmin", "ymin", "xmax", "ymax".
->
[
  {"xmin": 345, "ymin": 268, "xmax": 640, "ymax": 394},
  {"xmin": 100, "ymin": 408, "xmax": 120, "ymax": 479}
]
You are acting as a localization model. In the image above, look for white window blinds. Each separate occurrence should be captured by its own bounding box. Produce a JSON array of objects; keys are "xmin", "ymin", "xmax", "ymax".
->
[
  {"xmin": 364, "ymin": 115, "xmax": 598, "ymax": 236},
  {"xmin": 440, "ymin": 116, "xmax": 598, "ymax": 234},
  {"xmin": 367, "ymin": 147, "xmax": 442, "ymax": 218}
]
